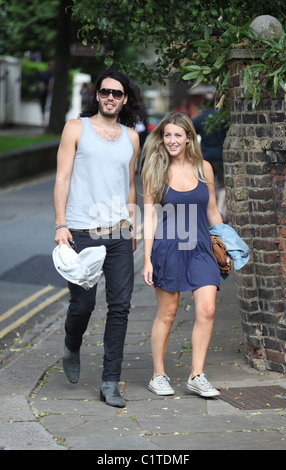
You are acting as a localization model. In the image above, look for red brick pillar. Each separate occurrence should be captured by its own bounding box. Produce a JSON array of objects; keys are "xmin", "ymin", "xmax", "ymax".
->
[{"xmin": 223, "ymin": 49, "xmax": 286, "ymax": 372}]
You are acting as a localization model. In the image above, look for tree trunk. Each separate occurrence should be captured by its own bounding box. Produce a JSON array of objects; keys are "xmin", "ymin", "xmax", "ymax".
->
[{"xmin": 48, "ymin": 0, "xmax": 71, "ymax": 134}]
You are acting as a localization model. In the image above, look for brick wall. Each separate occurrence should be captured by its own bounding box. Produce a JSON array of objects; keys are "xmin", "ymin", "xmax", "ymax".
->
[{"xmin": 223, "ymin": 50, "xmax": 286, "ymax": 372}]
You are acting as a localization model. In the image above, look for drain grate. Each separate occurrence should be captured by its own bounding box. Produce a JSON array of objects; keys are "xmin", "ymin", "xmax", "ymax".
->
[{"xmin": 218, "ymin": 385, "xmax": 286, "ymax": 410}]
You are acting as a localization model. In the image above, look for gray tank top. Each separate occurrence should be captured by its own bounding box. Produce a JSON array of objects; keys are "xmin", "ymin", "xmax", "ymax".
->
[{"xmin": 65, "ymin": 117, "xmax": 134, "ymax": 229}]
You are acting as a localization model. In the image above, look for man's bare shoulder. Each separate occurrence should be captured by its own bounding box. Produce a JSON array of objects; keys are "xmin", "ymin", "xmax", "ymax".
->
[
  {"xmin": 126, "ymin": 126, "xmax": 139, "ymax": 136},
  {"xmin": 61, "ymin": 118, "xmax": 82, "ymax": 142},
  {"xmin": 64, "ymin": 118, "xmax": 82, "ymax": 132}
]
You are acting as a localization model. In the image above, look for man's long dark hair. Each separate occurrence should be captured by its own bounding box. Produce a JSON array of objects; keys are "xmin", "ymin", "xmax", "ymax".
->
[{"xmin": 80, "ymin": 69, "xmax": 145, "ymax": 128}]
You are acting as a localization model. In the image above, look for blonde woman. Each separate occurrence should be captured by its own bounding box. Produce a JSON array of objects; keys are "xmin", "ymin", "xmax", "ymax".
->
[{"xmin": 141, "ymin": 112, "xmax": 222, "ymax": 397}]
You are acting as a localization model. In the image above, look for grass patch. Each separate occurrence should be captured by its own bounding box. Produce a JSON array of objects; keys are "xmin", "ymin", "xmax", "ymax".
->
[{"xmin": 0, "ymin": 135, "xmax": 60, "ymax": 153}]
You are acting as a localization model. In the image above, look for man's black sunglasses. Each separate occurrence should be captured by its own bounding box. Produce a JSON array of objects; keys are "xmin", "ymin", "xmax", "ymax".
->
[{"xmin": 99, "ymin": 88, "xmax": 125, "ymax": 100}]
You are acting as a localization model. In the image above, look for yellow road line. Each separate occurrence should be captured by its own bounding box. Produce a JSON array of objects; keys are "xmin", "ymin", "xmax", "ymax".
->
[
  {"xmin": 0, "ymin": 285, "xmax": 55, "ymax": 323},
  {"xmin": 0, "ymin": 287, "xmax": 69, "ymax": 340}
]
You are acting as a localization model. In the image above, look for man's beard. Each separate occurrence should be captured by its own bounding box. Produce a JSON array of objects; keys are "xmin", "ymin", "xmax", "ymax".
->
[{"xmin": 98, "ymin": 100, "xmax": 123, "ymax": 119}]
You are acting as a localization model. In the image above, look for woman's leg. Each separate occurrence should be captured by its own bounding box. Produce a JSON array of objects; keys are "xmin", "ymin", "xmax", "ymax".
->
[
  {"xmin": 151, "ymin": 288, "xmax": 180, "ymax": 375},
  {"xmin": 191, "ymin": 285, "xmax": 217, "ymax": 377}
]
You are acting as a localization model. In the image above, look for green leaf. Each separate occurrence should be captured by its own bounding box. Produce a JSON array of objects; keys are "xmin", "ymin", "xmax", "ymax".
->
[
  {"xmin": 184, "ymin": 65, "xmax": 202, "ymax": 71},
  {"xmin": 203, "ymin": 25, "xmax": 210, "ymax": 41},
  {"xmin": 278, "ymin": 79, "xmax": 286, "ymax": 93},
  {"xmin": 269, "ymin": 64, "xmax": 285, "ymax": 76},
  {"xmin": 182, "ymin": 71, "xmax": 200, "ymax": 80},
  {"xmin": 243, "ymin": 71, "xmax": 249, "ymax": 92},
  {"xmin": 244, "ymin": 26, "xmax": 259, "ymax": 40},
  {"xmin": 273, "ymin": 74, "xmax": 279, "ymax": 94},
  {"xmin": 214, "ymin": 55, "xmax": 226, "ymax": 70},
  {"xmin": 201, "ymin": 66, "xmax": 212, "ymax": 74},
  {"xmin": 191, "ymin": 72, "xmax": 204, "ymax": 88},
  {"xmin": 104, "ymin": 57, "xmax": 114, "ymax": 68},
  {"xmin": 220, "ymin": 70, "xmax": 230, "ymax": 87}
]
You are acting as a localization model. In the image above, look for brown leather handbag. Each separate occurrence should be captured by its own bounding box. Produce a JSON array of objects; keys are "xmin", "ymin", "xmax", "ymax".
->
[{"xmin": 210, "ymin": 235, "xmax": 231, "ymax": 276}]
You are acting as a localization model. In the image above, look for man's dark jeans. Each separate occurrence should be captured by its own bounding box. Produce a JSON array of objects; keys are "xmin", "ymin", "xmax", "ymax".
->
[{"xmin": 64, "ymin": 229, "xmax": 134, "ymax": 382}]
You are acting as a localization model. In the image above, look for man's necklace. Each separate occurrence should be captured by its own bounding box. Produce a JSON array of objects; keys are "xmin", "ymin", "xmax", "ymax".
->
[{"xmin": 94, "ymin": 118, "xmax": 120, "ymax": 141}]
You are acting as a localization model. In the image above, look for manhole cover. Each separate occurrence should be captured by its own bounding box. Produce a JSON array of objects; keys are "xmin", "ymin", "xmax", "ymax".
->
[{"xmin": 219, "ymin": 385, "xmax": 286, "ymax": 410}]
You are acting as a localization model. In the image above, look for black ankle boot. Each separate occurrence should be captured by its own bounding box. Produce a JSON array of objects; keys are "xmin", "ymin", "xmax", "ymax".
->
[
  {"xmin": 100, "ymin": 381, "xmax": 125, "ymax": 407},
  {"xmin": 63, "ymin": 345, "xmax": 80, "ymax": 384}
]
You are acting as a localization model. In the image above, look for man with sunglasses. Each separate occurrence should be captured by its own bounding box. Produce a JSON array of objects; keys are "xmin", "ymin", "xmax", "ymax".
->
[{"xmin": 54, "ymin": 69, "xmax": 145, "ymax": 407}]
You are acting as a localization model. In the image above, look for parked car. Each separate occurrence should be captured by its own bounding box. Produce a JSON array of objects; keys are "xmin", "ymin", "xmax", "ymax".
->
[{"xmin": 146, "ymin": 114, "xmax": 165, "ymax": 133}]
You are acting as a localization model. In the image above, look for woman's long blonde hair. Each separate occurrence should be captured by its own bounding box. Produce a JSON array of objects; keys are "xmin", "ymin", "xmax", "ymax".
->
[{"xmin": 140, "ymin": 112, "xmax": 208, "ymax": 204}]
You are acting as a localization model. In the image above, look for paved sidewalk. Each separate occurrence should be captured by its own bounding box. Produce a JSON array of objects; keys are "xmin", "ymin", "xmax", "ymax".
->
[{"xmin": 1, "ymin": 243, "xmax": 286, "ymax": 451}]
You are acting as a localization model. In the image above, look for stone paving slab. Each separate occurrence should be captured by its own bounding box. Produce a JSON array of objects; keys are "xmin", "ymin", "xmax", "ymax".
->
[{"xmin": 0, "ymin": 422, "xmax": 64, "ymax": 450}]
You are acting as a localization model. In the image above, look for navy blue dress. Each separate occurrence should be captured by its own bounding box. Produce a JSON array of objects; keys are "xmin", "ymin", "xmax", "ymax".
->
[{"xmin": 151, "ymin": 180, "xmax": 220, "ymax": 292}]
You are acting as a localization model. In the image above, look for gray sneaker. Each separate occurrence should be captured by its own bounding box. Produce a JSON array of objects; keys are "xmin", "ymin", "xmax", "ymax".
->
[
  {"xmin": 187, "ymin": 373, "xmax": 220, "ymax": 397},
  {"xmin": 148, "ymin": 373, "xmax": 175, "ymax": 396}
]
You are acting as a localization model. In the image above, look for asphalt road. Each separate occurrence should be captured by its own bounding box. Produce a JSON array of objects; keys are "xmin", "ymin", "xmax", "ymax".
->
[
  {"xmin": 0, "ymin": 172, "xmax": 66, "ymax": 362},
  {"xmin": 0, "ymin": 171, "xmax": 143, "ymax": 366}
]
